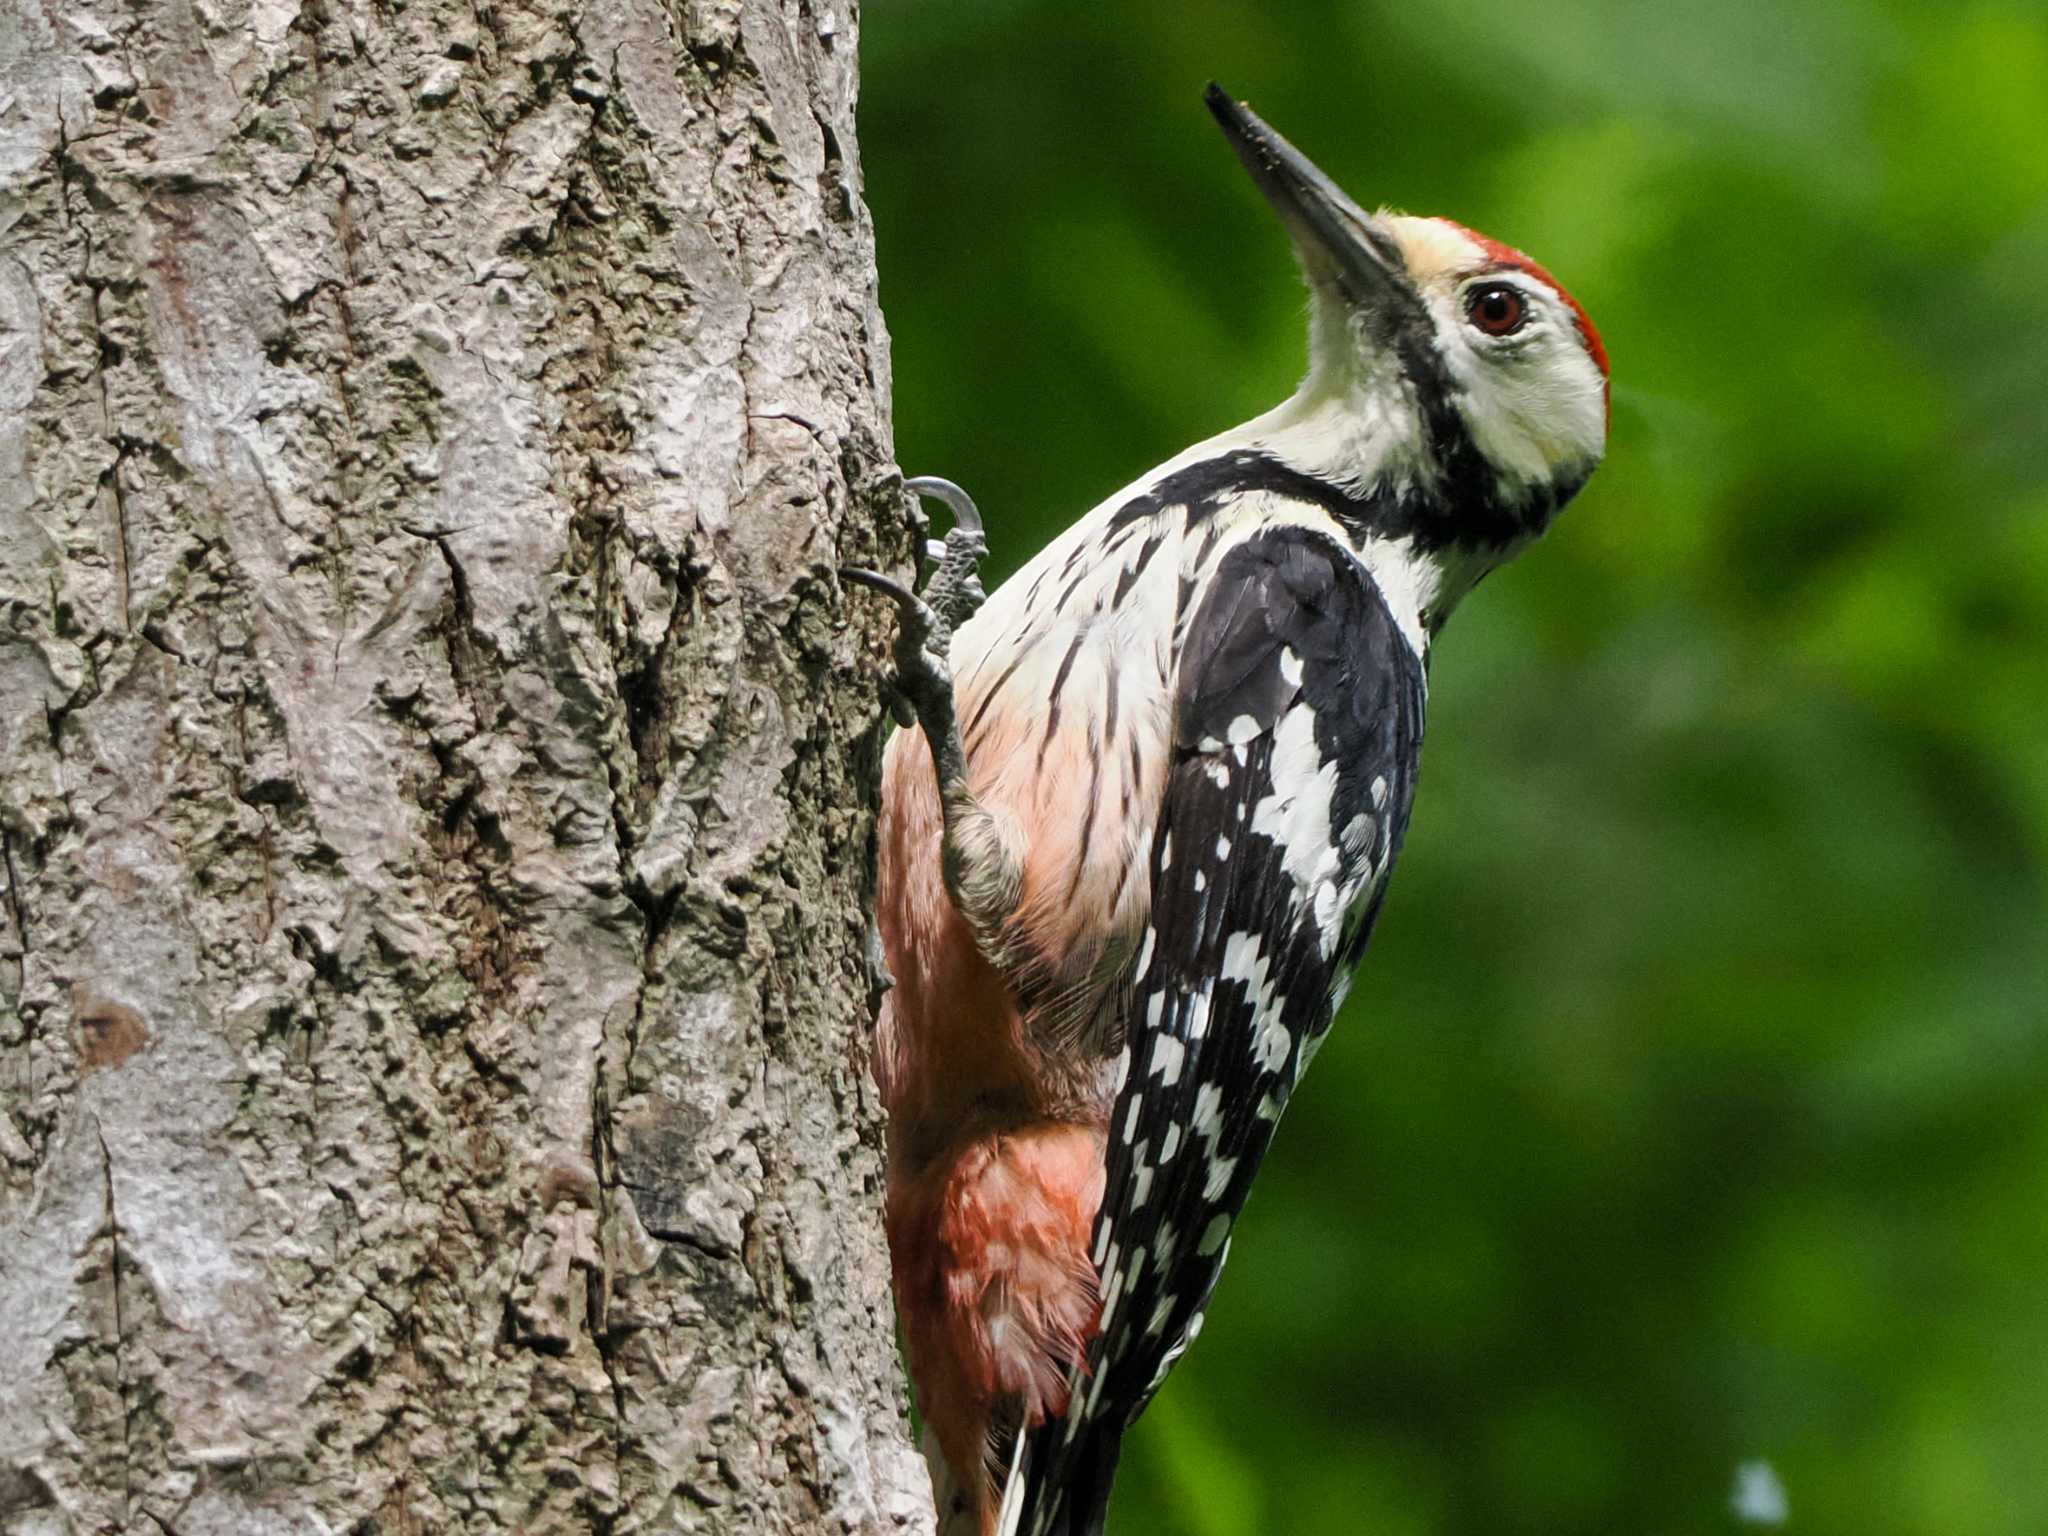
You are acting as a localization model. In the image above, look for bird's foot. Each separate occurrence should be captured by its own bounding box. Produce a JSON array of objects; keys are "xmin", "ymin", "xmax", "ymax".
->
[
  {"xmin": 846, "ymin": 477, "xmax": 1020, "ymax": 952},
  {"xmin": 905, "ymin": 476, "xmax": 990, "ymax": 637},
  {"xmin": 844, "ymin": 477, "xmax": 988, "ymax": 737}
]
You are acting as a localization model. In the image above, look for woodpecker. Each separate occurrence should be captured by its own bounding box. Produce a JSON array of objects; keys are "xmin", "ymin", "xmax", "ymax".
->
[{"xmin": 848, "ymin": 85, "xmax": 1608, "ymax": 1536}]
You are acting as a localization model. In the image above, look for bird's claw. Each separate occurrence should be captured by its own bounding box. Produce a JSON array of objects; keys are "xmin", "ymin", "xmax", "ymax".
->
[
  {"xmin": 842, "ymin": 565, "xmax": 943, "ymax": 726},
  {"xmin": 844, "ymin": 476, "xmax": 991, "ymax": 732},
  {"xmin": 902, "ymin": 476, "xmax": 988, "ymax": 634}
]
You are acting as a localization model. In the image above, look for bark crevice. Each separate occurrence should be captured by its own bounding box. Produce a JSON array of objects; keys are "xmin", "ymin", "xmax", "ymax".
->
[{"xmin": 94, "ymin": 1124, "xmax": 135, "ymax": 1526}]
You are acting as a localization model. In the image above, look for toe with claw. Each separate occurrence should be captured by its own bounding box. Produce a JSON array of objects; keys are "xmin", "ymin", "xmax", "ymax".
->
[
  {"xmin": 843, "ymin": 477, "xmax": 990, "ymax": 742},
  {"xmin": 846, "ymin": 476, "xmax": 1021, "ymax": 955},
  {"xmin": 903, "ymin": 476, "xmax": 988, "ymax": 634}
]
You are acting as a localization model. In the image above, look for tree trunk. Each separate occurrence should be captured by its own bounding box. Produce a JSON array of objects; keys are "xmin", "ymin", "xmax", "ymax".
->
[{"xmin": 0, "ymin": 0, "xmax": 929, "ymax": 1530}]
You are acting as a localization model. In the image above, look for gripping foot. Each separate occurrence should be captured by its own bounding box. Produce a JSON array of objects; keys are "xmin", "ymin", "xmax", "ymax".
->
[
  {"xmin": 843, "ymin": 477, "xmax": 989, "ymax": 741},
  {"xmin": 846, "ymin": 477, "xmax": 1019, "ymax": 956},
  {"xmin": 904, "ymin": 476, "xmax": 990, "ymax": 636}
]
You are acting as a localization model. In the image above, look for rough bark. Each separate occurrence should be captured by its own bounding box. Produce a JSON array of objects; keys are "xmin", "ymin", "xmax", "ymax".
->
[{"xmin": 0, "ymin": 0, "xmax": 929, "ymax": 1530}]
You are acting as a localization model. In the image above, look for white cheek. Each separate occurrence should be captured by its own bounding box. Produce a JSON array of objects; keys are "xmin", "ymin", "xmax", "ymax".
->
[{"xmin": 1445, "ymin": 327, "xmax": 1606, "ymax": 491}]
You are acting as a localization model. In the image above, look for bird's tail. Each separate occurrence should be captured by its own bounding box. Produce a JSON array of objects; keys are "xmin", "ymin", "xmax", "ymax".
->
[{"xmin": 995, "ymin": 1417, "xmax": 1124, "ymax": 1536}]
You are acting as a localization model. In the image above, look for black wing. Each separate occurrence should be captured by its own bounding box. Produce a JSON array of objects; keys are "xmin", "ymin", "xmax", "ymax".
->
[{"xmin": 1006, "ymin": 523, "xmax": 1426, "ymax": 1536}]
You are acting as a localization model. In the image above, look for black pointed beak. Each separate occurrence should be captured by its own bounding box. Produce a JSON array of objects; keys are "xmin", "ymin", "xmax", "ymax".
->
[{"xmin": 1205, "ymin": 84, "xmax": 1427, "ymax": 342}]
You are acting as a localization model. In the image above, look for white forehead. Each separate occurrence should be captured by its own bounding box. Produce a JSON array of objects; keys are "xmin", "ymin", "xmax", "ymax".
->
[{"xmin": 1377, "ymin": 213, "xmax": 1492, "ymax": 289}]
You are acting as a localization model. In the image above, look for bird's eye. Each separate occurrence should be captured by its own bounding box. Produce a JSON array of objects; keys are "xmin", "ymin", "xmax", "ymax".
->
[{"xmin": 1465, "ymin": 283, "xmax": 1528, "ymax": 337}]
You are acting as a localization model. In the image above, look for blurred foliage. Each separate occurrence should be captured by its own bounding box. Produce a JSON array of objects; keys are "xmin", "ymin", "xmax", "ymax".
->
[{"xmin": 861, "ymin": 3, "xmax": 2048, "ymax": 1533}]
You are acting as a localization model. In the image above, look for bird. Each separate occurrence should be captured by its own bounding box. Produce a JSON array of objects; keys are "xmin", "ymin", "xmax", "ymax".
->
[{"xmin": 845, "ymin": 83, "xmax": 1609, "ymax": 1536}]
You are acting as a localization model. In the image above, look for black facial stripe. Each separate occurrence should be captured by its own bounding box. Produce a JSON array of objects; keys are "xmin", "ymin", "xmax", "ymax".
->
[{"xmin": 1110, "ymin": 446, "xmax": 1565, "ymax": 554}]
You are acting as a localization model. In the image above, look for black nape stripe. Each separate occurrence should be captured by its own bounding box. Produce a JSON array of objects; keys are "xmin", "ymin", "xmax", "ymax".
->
[
  {"xmin": 1107, "ymin": 445, "xmax": 1566, "ymax": 554},
  {"xmin": 1107, "ymin": 449, "xmax": 1366, "ymax": 536}
]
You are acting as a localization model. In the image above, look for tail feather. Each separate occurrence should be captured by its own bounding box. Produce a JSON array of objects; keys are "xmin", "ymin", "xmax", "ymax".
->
[
  {"xmin": 997, "ymin": 1418, "xmax": 1125, "ymax": 1536},
  {"xmin": 993, "ymin": 1422, "xmax": 1031, "ymax": 1536}
]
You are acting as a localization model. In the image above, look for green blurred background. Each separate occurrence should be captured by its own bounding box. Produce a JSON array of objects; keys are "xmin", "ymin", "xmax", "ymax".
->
[{"xmin": 860, "ymin": 3, "xmax": 2048, "ymax": 1532}]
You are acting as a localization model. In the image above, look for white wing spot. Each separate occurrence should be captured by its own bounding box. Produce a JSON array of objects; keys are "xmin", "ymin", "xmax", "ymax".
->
[
  {"xmin": 1149, "ymin": 1033, "xmax": 1186, "ymax": 1087},
  {"xmin": 1100, "ymin": 1243, "xmax": 1124, "ymax": 1318},
  {"xmin": 1203, "ymin": 1155, "xmax": 1238, "ymax": 1201},
  {"xmin": 1253, "ymin": 1013, "xmax": 1292, "ymax": 1074},
  {"xmin": 1083, "ymin": 1362, "xmax": 1109, "ymax": 1421},
  {"xmin": 1221, "ymin": 930, "xmax": 1266, "ymax": 982},
  {"xmin": 1226, "ymin": 713, "xmax": 1262, "ymax": 745},
  {"xmin": 1278, "ymin": 647, "xmax": 1304, "ymax": 688},
  {"xmin": 1198, "ymin": 1213, "xmax": 1231, "ymax": 1256},
  {"xmin": 1222, "ymin": 931, "xmax": 1287, "ymax": 1029},
  {"xmin": 1248, "ymin": 706, "xmax": 1343, "ymax": 942},
  {"xmin": 1158, "ymin": 1123, "xmax": 1183, "ymax": 1163},
  {"xmin": 1215, "ymin": 836, "xmax": 1232, "ymax": 859},
  {"xmin": 1312, "ymin": 881, "xmax": 1341, "ymax": 950},
  {"xmin": 1191, "ymin": 1082, "xmax": 1224, "ymax": 1142},
  {"xmin": 1123, "ymin": 1097, "xmax": 1143, "ymax": 1143},
  {"xmin": 1371, "ymin": 774, "xmax": 1390, "ymax": 809}
]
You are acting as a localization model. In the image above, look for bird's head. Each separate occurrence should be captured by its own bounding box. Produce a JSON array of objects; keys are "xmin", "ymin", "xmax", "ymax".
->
[{"xmin": 1208, "ymin": 85, "xmax": 1608, "ymax": 554}]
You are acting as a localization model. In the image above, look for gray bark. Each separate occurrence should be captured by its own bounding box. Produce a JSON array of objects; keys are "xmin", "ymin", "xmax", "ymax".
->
[{"xmin": 0, "ymin": 0, "xmax": 929, "ymax": 1530}]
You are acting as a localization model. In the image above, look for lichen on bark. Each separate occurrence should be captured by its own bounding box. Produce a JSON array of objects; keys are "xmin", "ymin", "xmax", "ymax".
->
[{"xmin": 0, "ymin": 0, "xmax": 928, "ymax": 1529}]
